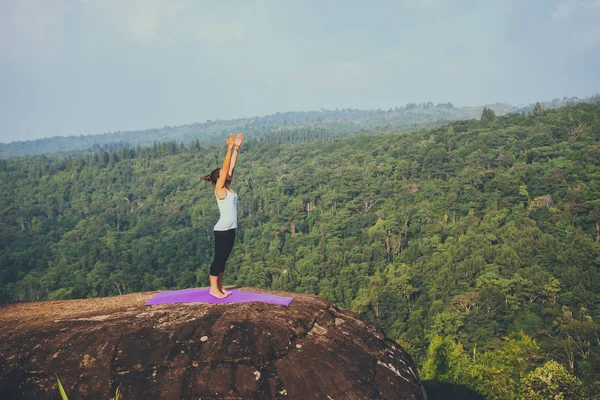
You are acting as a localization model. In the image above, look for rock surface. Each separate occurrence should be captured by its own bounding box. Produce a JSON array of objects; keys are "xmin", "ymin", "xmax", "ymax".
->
[{"xmin": 0, "ymin": 287, "xmax": 427, "ymax": 399}]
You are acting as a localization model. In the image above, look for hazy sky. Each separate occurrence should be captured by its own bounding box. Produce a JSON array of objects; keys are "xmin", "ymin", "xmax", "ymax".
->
[{"xmin": 1, "ymin": 0, "xmax": 599, "ymax": 143}]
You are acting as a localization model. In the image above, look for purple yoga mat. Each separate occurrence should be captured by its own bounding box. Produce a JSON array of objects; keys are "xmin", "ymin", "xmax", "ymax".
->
[{"xmin": 145, "ymin": 288, "xmax": 295, "ymax": 306}]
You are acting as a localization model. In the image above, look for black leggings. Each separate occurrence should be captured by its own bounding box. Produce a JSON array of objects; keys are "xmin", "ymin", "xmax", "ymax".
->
[{"xmin": 210, "ymin": 229, "xmax": 236, "ymax": 276}]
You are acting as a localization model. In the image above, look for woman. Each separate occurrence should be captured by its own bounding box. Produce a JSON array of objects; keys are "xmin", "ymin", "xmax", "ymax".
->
[{"xmin": 203, "ymin": 132, "xmax": 244, "ymax": 298}]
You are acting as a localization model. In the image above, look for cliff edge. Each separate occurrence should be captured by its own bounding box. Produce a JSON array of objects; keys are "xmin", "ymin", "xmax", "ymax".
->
[{"xmin": 0, "ymin": 287, "xmax": 427, "ymax": 399}]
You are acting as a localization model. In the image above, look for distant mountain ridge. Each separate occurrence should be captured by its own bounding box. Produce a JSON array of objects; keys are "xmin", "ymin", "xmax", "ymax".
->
[
  {"xmin": 0, "ymin": 94, "xmax": 596, "ymax": 159},
  {"xmin": 514, "ymin": 94, "xmax": 600, "ymax": 114}
]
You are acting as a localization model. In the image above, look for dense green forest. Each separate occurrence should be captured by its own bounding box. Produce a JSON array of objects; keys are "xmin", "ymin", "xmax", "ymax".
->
[{"xmin": 1, "ymin": 101, "xmax": 600, "ymax": 398}]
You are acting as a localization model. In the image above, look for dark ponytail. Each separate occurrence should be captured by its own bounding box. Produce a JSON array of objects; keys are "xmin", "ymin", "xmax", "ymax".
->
[{"xmin": 204, "ymin": 168, "xmax": 221, "ymax": 185}]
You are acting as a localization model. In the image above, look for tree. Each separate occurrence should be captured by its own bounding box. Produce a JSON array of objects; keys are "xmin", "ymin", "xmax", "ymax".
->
[
  {"xmin": 351, "ymin": 271, "xmax": 385, "ymax": 318},
  {"xmin": 519, "ymin": 360, "xmax": 586, "ymax": 400},
  {"xmin": 472, "ymin": 333, "xmax": 541, "ymax": 399},
  {"xmin": 480, "ymin": 107, "xmax": 496, "ymax": 123}
]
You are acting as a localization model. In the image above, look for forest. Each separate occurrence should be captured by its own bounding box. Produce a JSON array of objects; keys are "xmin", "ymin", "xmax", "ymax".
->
[
  {"xmin": 1, "ymin": 101, "xmax": 600, "ymax": 398},
  {"xmin": 0, "ymin": 101, "xmax": 518, "ymax": 159}
]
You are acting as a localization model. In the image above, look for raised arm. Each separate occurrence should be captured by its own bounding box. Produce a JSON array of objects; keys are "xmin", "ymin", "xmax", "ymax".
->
[
  {"xmin": 228, "ymin": 133, "xmax": 244, "ymax": 179},
  {"xmin": 216, "ymin": 133, "xmax": 235, "ymax": 189}
]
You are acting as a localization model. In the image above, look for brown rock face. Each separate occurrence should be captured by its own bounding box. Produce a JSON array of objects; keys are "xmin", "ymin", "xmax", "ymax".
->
[{"xmin": 0, "ymin": 288, "xmax": 427, "ymax": 399}]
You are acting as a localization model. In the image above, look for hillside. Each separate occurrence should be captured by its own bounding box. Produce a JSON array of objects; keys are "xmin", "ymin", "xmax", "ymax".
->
[
  {"xmin": 1, "ymin": 101, "xmax": 599, "ymax": 398},
  {"xmin": 6, "ymin": 95, "xmax": 596, "ymax": 161},
  {"xmin": 0, "ymin": 101, "xmax": 517, "ymax": 159},
  {"xmin": 515, "ymin": 94, "xmax": 600, "ymax": 114}
]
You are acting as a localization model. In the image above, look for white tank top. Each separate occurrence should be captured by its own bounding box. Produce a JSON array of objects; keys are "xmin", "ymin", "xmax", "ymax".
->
[{"xmin": 214, "ymin": 189, "xmax": 238, "ymax": 231}]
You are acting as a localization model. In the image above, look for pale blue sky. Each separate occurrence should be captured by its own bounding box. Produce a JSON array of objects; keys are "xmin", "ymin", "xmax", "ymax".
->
[{"xmin": 1, "ymin": 0, "xmax": 599, "ymax": 142}]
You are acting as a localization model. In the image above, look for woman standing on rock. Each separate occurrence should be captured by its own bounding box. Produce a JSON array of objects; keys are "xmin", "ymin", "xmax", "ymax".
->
[{"xmin": 203, "ymin": 132, "xmax": 244, "ymax": 298}]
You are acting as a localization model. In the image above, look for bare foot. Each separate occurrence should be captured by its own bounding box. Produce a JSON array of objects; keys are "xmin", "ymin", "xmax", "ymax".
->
[
  {"xmin": 221, "ymin": 288, "xmax": 232, "ymax": 296},
  {"xmin": 209, "ymin": 288, "xmax": 227, "ymax": 298}
]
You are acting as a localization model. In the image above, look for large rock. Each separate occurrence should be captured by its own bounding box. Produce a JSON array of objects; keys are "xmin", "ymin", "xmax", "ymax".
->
[{"xmin": 0, "ymin": 287, "xmax": 427, "ymax": 399}]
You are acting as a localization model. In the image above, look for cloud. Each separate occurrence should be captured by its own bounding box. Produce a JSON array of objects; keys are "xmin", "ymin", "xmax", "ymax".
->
[
  {"xmin": 400, "ymin": 0, "xmax": 474, "ymax": 12},
  {"xmin": 0, "ymin": 0, "xmax": 69, "ymax": 61},
  {"xmin": 549, "ymin": 0, "xmax": 600, "ymax": 52},
  {"xmin": 570, "ymin": 23, "xmax": 600, "ymax": 53},
  {"xmin": 196, "ymin": 23, "xmax": 247, "ymax": 45},
  {"xmin": 552, "ymin": 0, "xmax": 579, "ymax": 19},
  {"xmin": 507, "ymin": 0, "xmax": 600, "ymax": 53},
  {"xmin": 127, "ymin": 2, "xmax": 161, "ymax": 42},
  {"xmin": 402, "ymin": 0, "xmax": 448, "ymax": 9},
  {"xmin": 83, "ymin": 0, "xmax": 188, "ymax": 47},
  {"xmin": 552, "ymin": 0, "xmax": 600, "ymax": 19},
  {"xmin": 125, "ymin": 0, "xmax": 187, "ymax": 44},
  {"xmin": 291, "ymin": 61, "xmax": 371, "ymax": 88}
]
